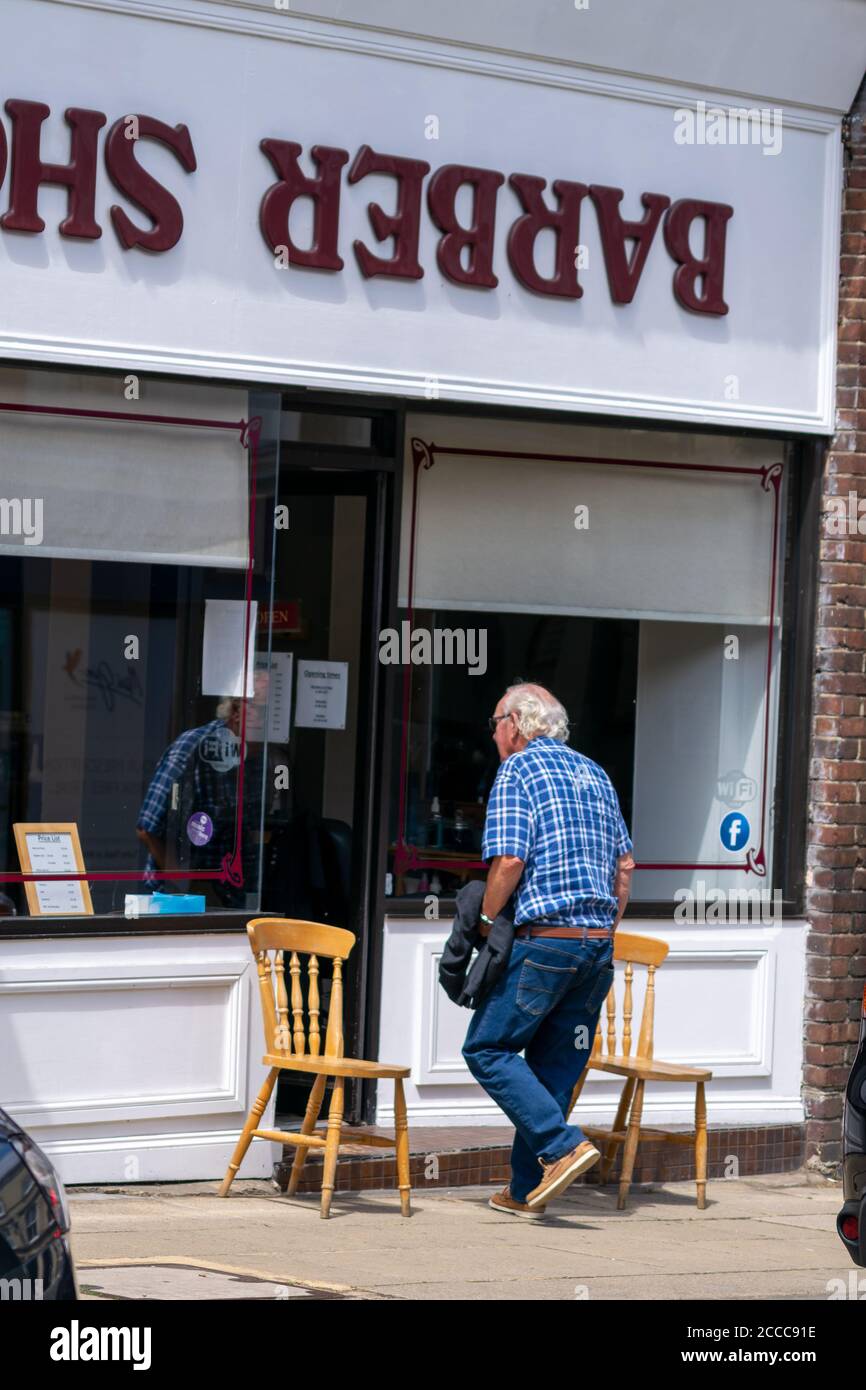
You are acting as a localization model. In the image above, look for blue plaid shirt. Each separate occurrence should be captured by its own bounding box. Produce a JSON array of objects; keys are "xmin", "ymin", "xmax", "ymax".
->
[
  {"xmin": 137, "ymin": 721, "xmax": 232, "ymax": 843},
  {"xmin": 137, "ymin": 720, "xmax": 262, "ymax": 903},
  {"xmin": 482, "ymin": 736, "xmax": 633, "ymax": 930}
]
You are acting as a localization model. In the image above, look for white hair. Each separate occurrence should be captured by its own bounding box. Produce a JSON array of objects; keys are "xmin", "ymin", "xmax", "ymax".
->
[
  {"xmin": 216, "ymin": 696, "xmax": 239, "ymax": 720},
  {"xmin": 502, "ymin": 683, "xmax": 569, "ymax": 742}
]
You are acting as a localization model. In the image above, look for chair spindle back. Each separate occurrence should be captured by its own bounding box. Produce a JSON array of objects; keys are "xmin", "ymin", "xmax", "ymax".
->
[
  {"xmin": 590, "ymin": 931, "xmax": 670, "ymax": 1063},
  {"xmin": 246, "ymin": 918, "xmax": 356, "ymax": 1059}
]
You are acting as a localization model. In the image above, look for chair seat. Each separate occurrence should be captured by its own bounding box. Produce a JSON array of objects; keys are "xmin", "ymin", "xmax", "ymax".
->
[
  {"xmin": 589, "ymin": 1054, "xmax": 713, "ymax": 1082},
  {"xmin": 263, "ymin": 1053, "xmax": 411, "ymax": 1079}
]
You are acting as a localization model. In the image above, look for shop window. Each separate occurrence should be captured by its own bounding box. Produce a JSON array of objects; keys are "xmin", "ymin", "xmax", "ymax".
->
[
  {"xmin": 389, "ymin": 609, "xmax": 637, "ymax": 897},
  {"xmin": 0, "ymin": 370, "xmax": 277, "ymax": 920},
  {"xmin": 388, "ymin": 417, "xmax": 786, "ymax": 906}
]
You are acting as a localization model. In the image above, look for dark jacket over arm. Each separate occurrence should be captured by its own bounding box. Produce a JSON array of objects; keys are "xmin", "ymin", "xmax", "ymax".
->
[{"xmin": 438, "ymin": 880, "xmax": 516, "ymax": 1009}]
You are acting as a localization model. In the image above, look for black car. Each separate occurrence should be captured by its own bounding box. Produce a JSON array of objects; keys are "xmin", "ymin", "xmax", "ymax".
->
[
  {"xmin": 0, "ymin": 1107, "xmax": 77, "ymax": 1300},
  {"xmin": 837, "ymin": 985, "xmax": 866, "ymax": 1268}
]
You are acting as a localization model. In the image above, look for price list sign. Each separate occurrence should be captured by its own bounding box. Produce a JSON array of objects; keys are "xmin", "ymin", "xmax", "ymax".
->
[{"xmin": 13, "ymin": 824, "xmax": 94, "ymax": 917}]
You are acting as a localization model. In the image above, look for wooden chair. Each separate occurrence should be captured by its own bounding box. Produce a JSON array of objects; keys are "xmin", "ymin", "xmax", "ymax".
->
[
  {"xmin": 218, "ymin": 918, "xmax": 412, "ymax": 1218},
  {"xmin": 567, "ymin": 931, "xmax": 713, "ymax": 1210}
]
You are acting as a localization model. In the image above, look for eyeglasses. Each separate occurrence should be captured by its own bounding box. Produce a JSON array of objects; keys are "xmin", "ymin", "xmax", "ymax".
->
[{"xmin": 488, "ymin": 713, "xmax": 512, "ymax": 733}]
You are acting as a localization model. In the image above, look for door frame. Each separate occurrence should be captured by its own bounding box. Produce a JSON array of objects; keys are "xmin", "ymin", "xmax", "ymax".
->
[{"xmin": 269, "ymin": 410, "xmax": 404, "ymax": 1125}]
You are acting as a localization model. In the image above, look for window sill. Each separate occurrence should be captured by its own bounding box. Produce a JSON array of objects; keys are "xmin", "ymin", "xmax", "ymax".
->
[{"xmin": 0, "ymin": 909, "xmax": 274, "ymax": 940}]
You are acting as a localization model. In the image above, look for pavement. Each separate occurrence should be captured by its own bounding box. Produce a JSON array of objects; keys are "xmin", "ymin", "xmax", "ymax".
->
[{"xmin": 67, "ymin": 1169, "xmax": 860, "ymax": 1301}]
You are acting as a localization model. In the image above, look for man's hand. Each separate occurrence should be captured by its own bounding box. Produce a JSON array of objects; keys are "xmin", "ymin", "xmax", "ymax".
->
[
  {"xmin": 480, "ymin": 855, "xmax": 525, "ymax": 935},
  {"xmin": 613, "ymin": 852, "xmax": 635, "ymax": 929}
]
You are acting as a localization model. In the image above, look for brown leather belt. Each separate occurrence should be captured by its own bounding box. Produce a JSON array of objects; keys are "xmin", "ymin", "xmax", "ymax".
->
[{"xmin": 516, "ymin": 923, "xmax": 612, "ymax": 939}]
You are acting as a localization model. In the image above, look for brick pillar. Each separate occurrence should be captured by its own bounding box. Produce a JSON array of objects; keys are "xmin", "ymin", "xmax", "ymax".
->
[{"xmin": 805, "ymin": 73, "xmax": 866, "ymax": 1176}]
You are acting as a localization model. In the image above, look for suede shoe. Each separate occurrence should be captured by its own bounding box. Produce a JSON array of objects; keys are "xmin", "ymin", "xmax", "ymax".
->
[
  {"xmin": 488, "ymin": 1186, "xmax": 547, "ymax": 1219},
  {"xmin": 525, "ymin": 1140, "xmax": 601, "ymax": 1209}
]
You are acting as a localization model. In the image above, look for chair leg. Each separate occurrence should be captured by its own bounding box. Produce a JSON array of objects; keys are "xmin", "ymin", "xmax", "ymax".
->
[
  {"xmin": 695, "ymin": 1081, "xmax": 708, "ymax": 1210},
  {"xmin": 320, "ymin": 1076, "xmax": 344, "ymax": 1219},
  {"xmin": 286, "ymin": 1075, "xmax": 327, "ymax": 1196},
  {"xmin": 602, "ymin": 1077, "xmax": 636, "ymax": 1183},
  {"xmin": 617, "ymin": 1078, "xmax": 645, "ymax": 1211},
  {"xmin": 218, "ymin": 1068, "xmax": 279, "ymax": 1197},
  {"xmin": 393, "ymin": 1078, "xmax": 412, "ymax": 1217}
]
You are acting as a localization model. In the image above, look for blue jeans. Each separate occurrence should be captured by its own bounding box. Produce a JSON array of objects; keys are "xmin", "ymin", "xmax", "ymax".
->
[{"xmin": 462, "ymin": 934, "xmax": 615, "ymax": 1203}]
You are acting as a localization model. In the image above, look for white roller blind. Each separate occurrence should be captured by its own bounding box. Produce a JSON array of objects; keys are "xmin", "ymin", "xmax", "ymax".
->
[
  {"xmin": 630, "ymin": 620, "xmax": 778, "ymax": 898},
  {"xmin": 0, "ymin": 372, "xmax": 249, "ymax": 569},
  {"xmin": 400, "ymin": 415, "xmax": 783, "ymax": 624}
]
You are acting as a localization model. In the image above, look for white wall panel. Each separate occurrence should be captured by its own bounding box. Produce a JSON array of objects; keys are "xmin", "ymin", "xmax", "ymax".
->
[{"xmin": 0, "ymin": 933, "xmax": 279, "ymax": 1183}]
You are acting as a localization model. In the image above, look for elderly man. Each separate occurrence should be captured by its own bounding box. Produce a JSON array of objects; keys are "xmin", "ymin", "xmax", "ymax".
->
[{"xmin": 462, "ymin": 682, "xmax": 635, "ymax": 1216}]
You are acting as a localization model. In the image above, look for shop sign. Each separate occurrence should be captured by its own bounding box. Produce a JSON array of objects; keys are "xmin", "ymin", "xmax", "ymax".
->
[
  {"xmin": 0, "ymin": 101, "xmax": 731, "ymax": 314},
  {"xmin": 0, "ymin": 0, "xmax": 841, "ymax": 431}
]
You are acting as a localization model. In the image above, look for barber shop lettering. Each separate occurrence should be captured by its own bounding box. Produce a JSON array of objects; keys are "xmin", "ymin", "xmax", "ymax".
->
[
  {"xmin": 0, "ymin": 101, "xmax": 196, "ymax": 252},
  {"xmin": 0, "ymin": 99, "xmax": 733, "ymax": 314}
]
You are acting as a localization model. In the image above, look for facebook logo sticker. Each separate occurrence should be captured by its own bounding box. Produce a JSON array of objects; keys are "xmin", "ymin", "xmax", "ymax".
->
[{"xmin": 720, "ymin": 812, "xmax": 750, "ymax": 852}]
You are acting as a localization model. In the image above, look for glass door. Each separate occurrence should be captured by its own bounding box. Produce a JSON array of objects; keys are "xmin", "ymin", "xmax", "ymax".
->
[{"xmin": 261, "ymin": 445, "xmax": 392, "ymax": 1127}]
